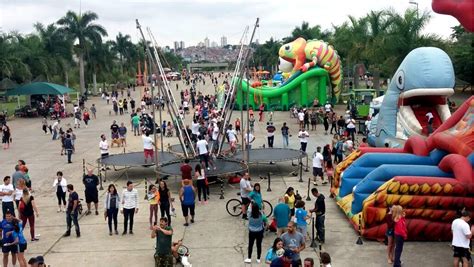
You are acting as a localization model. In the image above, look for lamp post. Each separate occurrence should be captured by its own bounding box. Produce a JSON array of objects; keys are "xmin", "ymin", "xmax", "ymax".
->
[{"xmin": 409, "ymin": 1, "xmax": 419, "ymax": 18}]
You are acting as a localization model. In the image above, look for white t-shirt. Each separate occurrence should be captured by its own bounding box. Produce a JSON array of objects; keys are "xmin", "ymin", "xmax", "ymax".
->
[
  {"xmin": 191, "ymin": 123, "xmax": 200, "ymax": 135},
  {"xmin": 239, "ymin": 178, "xmax": 251, "ymax": 198},
  {"xmin": 14, "ymin": 188, "xmax": 22, "ymax": 201},
  {"xmin": 347, "ymin": 119, "xmax": 356, "ymax": 129},
  {"xmin": 0, "ymin": 184, "xmax": 14, "ymax": 202},
  {"xmin": 244, "ymin": 133, "xmax": 254, "ymax": 144},
  {"xmin": 298, "ymin": 130, "xmax": 309, "ymax": 143},
  {"xmin": 99, "ymin": 140, "xmax": 109, "ymax": 154},
  {"xmin": 312, "ymin": 152, "xmax": 324, "ymax": 168},
  {"xmin": 345, "ymin": 140, "xmax": 354, "ymax": 150},
  {"xmin": 298, "ymin": 112, "xmax": 305, "ymax": 121},
  {"xmin": 426, "ymin": 112, "xmax": 434, "ymax": 120},
  {"xmin": 227, "ymin": 129, "xmax": 237, "ymax": 142},
  {"xmin": 142, "ymin": 135, "xmax": 154, "ymax": 150},
  {"xmin": 212, "ymin": 125, "xmax": 219, "ymax": 140},
  {"xmin": 324, "ymin": 103, "xmax": 332, "ymax": 112},
  {"xmin": 451, "ymin": 218, "xmax": 471, "ymax": 248},
  {"xmin": 196, "ymin": 139, "xmax": 208, "ymax": 155},
  {"xmin": 183, "ymin": 101, "xmax": 189, "ymax": 108}
]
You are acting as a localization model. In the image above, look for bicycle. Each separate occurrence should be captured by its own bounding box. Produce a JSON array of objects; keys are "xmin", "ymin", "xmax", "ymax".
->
[{"xmin": 226, "ymin": 193, "xmax": 273, "ymax": 217}]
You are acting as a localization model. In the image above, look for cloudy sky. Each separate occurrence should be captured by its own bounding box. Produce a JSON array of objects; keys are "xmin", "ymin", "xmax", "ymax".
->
[{"xmin": 0, "ymin": 0, "xmax": 459, "ymax": 47}]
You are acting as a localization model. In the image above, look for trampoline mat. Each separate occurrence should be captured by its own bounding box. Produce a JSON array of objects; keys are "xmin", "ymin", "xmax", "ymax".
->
[
  {"xmin": 158, "ymin": 158, "xmax": 248, "ymax": 176},
  {"xmin": 100, "ymin": 151, "xmax": 178, "ymax": 167},
  {"xmin": 230, "ymin": 148, "xmax": 305, "ymax": 163},
  {"xmin": 168, "ymin": 143, "xmax": 241, "ymax": 154}
]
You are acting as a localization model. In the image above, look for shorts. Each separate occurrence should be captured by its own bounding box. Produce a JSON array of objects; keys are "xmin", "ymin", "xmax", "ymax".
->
[
  {"xmin": 144, "ymin": 149, "xmax": 154, "ymax": 159},
  {"xmin": 2, "ymin": 244, "xmax": 18, "ymax": 254},
  {"xmin": 181, "ymin": 203, "xmax": 195, "ymax": 217},
  {"xmin": 453, "ymin": 246, "xmax": 471, "ymax": 261},
  {"xmin": 236, "ymin": 126, "xmax": 240, "ymax": 131},
  {"xmin": 313, "ymin": 167, "xmax": 323, "ymax": 177},
  {"xmin": 19, "ymin": 243, "xmax": 27, "ymax": 253},
  {"xmin": 85, "ymin": 190, "xmax": 98, "ymax": 203},
  {"xmin": 101, "ymin": 153, "xmax": 109, "ymax": 159},
  {"xmin": 230, "ymin": 140, "xmax": 237, "ymax": 148},
  {"xmin": 241, "ymin": 197, "xmax": 250, "ymax": 206},
  {"xmin": 154, "ymin": 253, "xmax": 173, "ymax": 267}
]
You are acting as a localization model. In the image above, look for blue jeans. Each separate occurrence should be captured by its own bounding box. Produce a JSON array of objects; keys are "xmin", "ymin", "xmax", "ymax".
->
[
  {"xmin": 393, "ymin": 234, "xmax": 404, "ymax": 267},
  {"xmin": 107, "ymin": 208, "xmax": 118, "ymax": 232},
  {"xmin": 66, "ymin": 149, "xmax": 73, "ymax": 163},
  {"xmin": 282, "ymin": 134, "xmax": 289, "ymax": 148},
  {"xmin": 66, "ymin": 210, "xmax": 80, "ymax": 235},
  {"xmin": 316, "ymin": 214, "xmax": 325, "ymax": 242},
  {"xmin": 52, "ymin": 129, "xmax": 58, "ymax": 140}
]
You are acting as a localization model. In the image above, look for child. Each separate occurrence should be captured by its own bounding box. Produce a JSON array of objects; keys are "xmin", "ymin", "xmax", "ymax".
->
[
  {"xmin": 326, "ymin": 160, "xmax": 334, "ymax": 187},
  {"xmin": 166, "ymin": 121, "xmax": 173, "ymax": 137},
  {"xmin": 294, "ymin": 200, "xmax": 310, "ymax": 240},
  {"xmin": 147, "ymin": 184, "xmax": 160, "ymax": 228}
]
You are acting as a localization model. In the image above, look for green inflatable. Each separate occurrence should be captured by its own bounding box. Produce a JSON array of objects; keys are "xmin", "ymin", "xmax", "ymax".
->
[{"xmin": 235, "ymin": 67, "xmax": 330, "ymax": 111}]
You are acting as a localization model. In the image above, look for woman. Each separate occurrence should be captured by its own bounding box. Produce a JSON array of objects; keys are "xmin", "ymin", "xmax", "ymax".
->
[
  {"xmin": 284, "ymin": 187, "xmax": 296, "ymax": 217},
  {"xmin": 385, "ymin": 206, "xmax": 395, "ymax": 264},
  {"xmin": 259, "ymin": 103, "xmax": 265, "ymax": 122},
  {"xmin": 53, "ymin": 171, "xmax": 67, "ymax": 212},
  {"xmin": 19, "ymin": 188, "xmax": 39, "ymax": 241},
  {"xmin": 330, "ymin": 113, "xmax": 337, "ymax": 134},
  {"xmin": 323, "ymin": 114, "xmax": 329, "ymax": 135},
  {"xmin": 264, "ymin": 237, "xmax": 284, "ymax": 264},
  {"xmin": 248, "ymin": 183, "xmax": 263, "ymax": 210},
  {"xmin": 9, "ymin": 220, "xmax": 27, "ymax": 267},
  {"xmin": 158, "ymin": 180, "xmax": 172, "ymax": 226},
  {"xmin": 147, "ymin": 184, "xmax": 160, "ymax": 228},
  {"xmin": 41, "ymin": 117, "xmax": 48, "ymax": 134},
  {"xmin": 322, "ymin": 145, "xmax": 332, "ymax": 168},
  {"xmin": 2, "ymin": 123, "xmax": 11, "ymax": 149},
  {"xmin": 15, "ymin": 179, "xmax": 26, "ymax": 209},
  {"xmin": 392, "ymin": 205, "xmax": 407, "ymax": 267},
  {"xmin": 244, "ymin": 203, "xmax": 267, "ymax": 264},
  {"xmin": 310, "ymin": 110, "xmax": 317, "ymax": 131},
  {"xmin": 194, "ymin": 164, "xmax": 207, "ymax": 204},
  {"xmin": 104, "ymin": 184, "xmax": 120, "ymax": 235}
]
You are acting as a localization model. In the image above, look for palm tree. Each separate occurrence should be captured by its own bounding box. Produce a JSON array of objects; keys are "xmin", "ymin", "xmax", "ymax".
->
[
  {"xmin": 57, "ymin": 11, "xmax": 107, "ymax": 94},
  {"xmin": 111, "ymin": 32, "xmax": 133, "ymax": 75}
]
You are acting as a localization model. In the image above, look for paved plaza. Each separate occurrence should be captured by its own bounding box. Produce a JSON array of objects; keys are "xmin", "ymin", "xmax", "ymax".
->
[{"xmin": 0, "ymin": 75, "xmax": 454, "ymax": 267}]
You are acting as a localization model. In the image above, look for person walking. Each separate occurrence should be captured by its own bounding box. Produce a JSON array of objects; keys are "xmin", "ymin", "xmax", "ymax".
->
[
  {"xmin": 90, "ymin": 104, "xmax": 97, "ymax": 119},
  {"xmin": 244, "ymin": 130, "xmax": 255, "ymax": 150},
  {"xmin": 41, "ymin": 117, "xmax": 48, "ymax": 134},
  {"xmin": 451, "ymin": 210, "xmax": 473, "ymax": 267},
  {"xmin": 147, "ymin": 184, "xmax": 160, "ymax": 228},
  {"xmin": 194, "ymin": 164, "xmax": 207, "ymax": 204},
  {"xmin": 281, "ymin": 122, "xmax": 290, "ymax": 148},
  {"xmin": 158, "ymin": 181, "xmax": 172, "ymax": 226},
  {"xmin": 179, "ymin": 179, "xmax": 196, "ymax": 227},
  {"xmin": 51, "ymin": 120, "xmax": 60, "ymax": 140},
  {"xmin": 18, "ymin": 188, "xmax": 39, "ymax": 242},
  {"xmin": 284, "ymin": 187, "xmax": 296, "ymax": 217},
  {"xmin": 121, "ymin": 181, "xmax": 139, "ymax": 235},
  {"xmin": 83, "ymin": 169, "xmax": 99, "ymax": 216},
  {"xmin": 53, "ymin": 171, "xmax": 67, "ymax": 212},
  {"xmin": 12, "ymin": 219, "xmax": 27, "ymax": 267},
  {"xmin": 118, "ymin": 123, "xmax": 127, "ymax": 147},
  {"xmin": 281, "ymin": 221, "xmax": 306, "ymax": 266},
  {"xmin": 244, "ymin": 203, "xmax": 268, "ymax": 264},
  {"xmin": 83, "ymin": 109, "xmax": 90, "ymax": 127},
  {"xmin": 240, "ymin": 173, "xmax": 253, "ymax": 220},
  {"xmin": 64, "ymin": 184, "xmax": 80, "ymax": 237},
  {"xmin": 0, "ymin": 176, "xmax": 15, "ymax": 218},
  {"xmin": 64, "ymin": 134, "xmax": 74, "ymax": 164},
  {"xmin": 151, "ymin": 217, "xmax": 173, "ymax": 267},
  {"xmin": 266, "ymin": 122, "xmax": 276, "ymax": 148},
  {"xmin": 312, "ymin": 147, "xmax": 325, "ymax": 186},
  {"xmin": 104, "ymin": 184, "xmax": 120, "ymax": 235},
  {"xmin": 392, "ymin": 205, "xmax": 407, "ymax": 267},
  {"xmin": 273, "ymin": 197, "xmax": 291, "ymax": 237},
  {"xmin": 196, "ymin": 136, "xmax": 210, "ymax": 170},
  {"xmin": 310, "ymin": 188, "xmax": 326, "ymax": 243},
  {"xmin": 298, "ymin": 128, "xmax": 309, "ymax": 153},
  {"xmin": 1, "ymin": 210, "xmax": 18, "ymax": 267}
]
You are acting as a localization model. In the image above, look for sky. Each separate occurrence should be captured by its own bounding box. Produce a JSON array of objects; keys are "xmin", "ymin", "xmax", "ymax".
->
[{"xmin": 0, "ymin": 0, "xmax": 460, "ymax": 47}]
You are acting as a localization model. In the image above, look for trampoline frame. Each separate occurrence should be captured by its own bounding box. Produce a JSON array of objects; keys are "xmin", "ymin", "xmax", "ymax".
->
[{"xmin": 157, "ymin": 157, "xmax": 249, "ymax": 177}]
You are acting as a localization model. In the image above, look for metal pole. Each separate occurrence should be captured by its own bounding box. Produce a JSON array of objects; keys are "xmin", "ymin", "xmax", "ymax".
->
[
  {"xmin": 356, "ymin": 213, "xmax": 364, "ymax": 245},
  {"xmin": 298, "ymin": 158, "xmax": 303, "ymax": 182},
  {"xmin": 97, "ymin": 160, "xmax": 103, "ymax": 190},
  {"xmin": 219, "ymin": 178, "xmax": 225, "ymax": 199},
  {"xmin": 266, "ymin": 172, "xmax": 272, "ymax": 192},
  {"xmin": 306, "ymin": 175, "xmax": 311, "ymax": 201},
  {"xmin": 310, "ymin": 216, "xmax": 317, "ymax": 247},
  {"xmin": 144, "ymin": 178, "xmax": 148, "ymax": 200}
]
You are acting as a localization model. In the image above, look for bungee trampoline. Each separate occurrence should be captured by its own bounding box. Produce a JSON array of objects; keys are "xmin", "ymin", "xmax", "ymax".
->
[
  {"xmin": 158, "ymin": 157, "xmax": 248, "ymax": 176},
  {"xmin": 100, "ymin": 151, "xmax": 178, "ymax": 167},
  {"xmin": 168, "ymin": 143, "xmax": 241, "ymax": 155},
  {"xmin": 228, "ymin": 147, "xmax": 306, "ymax": 163}
]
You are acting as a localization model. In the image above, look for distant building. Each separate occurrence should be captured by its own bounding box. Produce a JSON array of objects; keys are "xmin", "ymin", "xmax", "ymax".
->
[
  {"xmin": 174, "ymin": 41, "xmax": 180, "ymax": 51},
  {"xmin": 180, "ymin": 41, "xmax": 185, "ymax": 49},
  {"xmin": 198, "ymin": 41, "xmax": 205, "ymax": 47},
  {"xmin": 221, "ymin": 36, "xmax": 227, "ymax": 47},
  {"xmin": 211, "ymin": 41, "xmax": 218, "ymax": 48},
  {"xmin": 204, "ymin": 37, "xmax": 210, "ymax": 48}
]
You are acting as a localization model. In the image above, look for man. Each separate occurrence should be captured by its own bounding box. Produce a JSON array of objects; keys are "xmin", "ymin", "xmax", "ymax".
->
[
  {"xmin": 226, "ymin": 125, "xmax": 238, "ymax": 154},
  {"xmin": 151, "ymin": 217, "xmax": 174, "ymax": 267},
  {"xmin": 110, "ymin": 120, "xmax": 119, "ymax": 138},
  {"xmin": 298, "ymin": 109, "xmax": 305, "ymax": 129},
  {"xmin": 0, "ymin": 210, "xmax": 17, "ymax": 267},
  {"xmin": 191, "ymin": 119, "xmax": 200, "ymax": 143},
  {"xmin": 99, "ymin": 134, "xmax": 109, "ymax": 159},
  {"xmin": 266, "ymin": 122, "xmax": 276, "ymax": 148},
  {"xmin": 304, "ymin": 258, "xmax": 315, "ymax": 267},
  {"xmin": 310, "ymin": 188, "xmax": 326, "ymax": 243},
  {"xmin": 312, "ymin": 147, "xmax": 325, "ymax": 186},
  {"xmin": 244, "ymin": 130, "xmax": 255, "ymax": 150},
  {"xmin": 64, "ymin": 134, "xmax": 74, "ymax": 164},
  {"xmin": 118, "ymin": 122, "xmax": 127, "ymax": 147},
  {"xmin": 270, "ymin": 249, "xmax": 293, "ymax": 267},
  {"xmin": 298, "ymin": 128, "xmax": 309, "ymax": 152},
  {"xmin": 196, "ymin": 136, "xmax": 210, "ymax": 170},
  {"xmin": 64, "ymin": 184, "xmax": 80, "ymax": 237},
  {"xmin": 281, "ymin": 221, "xmax": 306, "ymax": 266},
  {"xmin": 179, "ymin": 179, "xmax": 196, "ymax": 227},
  {"xmin": 131, "ymin": 112, "xmax": 141, "ymax": 136},
  {"xmin": 83, "ymin": 169, "xmax": 99, "ymax": 216},
  {"xmin": 52, "ymin": 119, "xmax": 60, "ymax": 140},
  {"xmin": 142, "ymin": 132, "xmax": 155, "ymax": 164},
  {"xmin": 346, "ymin": 116, "xmax": 356, "ymax": 142},
  {"xmin": 273, "ymin": 197, "xmax": 291, "ymax": 237},
  {"xmin": 281, "ymin": 122, "xmax": 290, "ymax": 148},
  {"xmin": 239, "ymin": 172, "xmax": 253, "ymax": 220},
  {"xmin": 324, "ymin": 102, "xmax": 332, "ymax": 113},
  {"xmin": 426, "ymin": 111, "xmax": 434, "ymax": 134},
  {"xmin": 451, "ymin": 210, "xmax": 473, "ymax": 267},
  {"xmin": 121, "ymin": 181, "xmax": 139, "ymax": 235},
  {"xmin": 180, "ymin": 159, "xmax": 193, "ymax": 181},
  {"xmin": 336, "ymin": 116, "xmax": 345, "ymax": 136},
  {"xmin": 0, "ymin": 176, "xmax": 15, "ymax": 218},
  {"xmin": 11, "ymin": 165, "xmax": 26, "ymax": 189},
  {"xmin": 211, "ymin": 122, "xmax": 219, "ymax": 152}
]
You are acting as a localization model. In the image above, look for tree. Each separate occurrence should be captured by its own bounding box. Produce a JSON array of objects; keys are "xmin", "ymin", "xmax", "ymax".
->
[
  {"xmin": 111, "ymin": 32, "xmax": 133, "ymax": 75},
  {"xmin": 57, "ymin": 11, "xmax": 107, "ymax": 94},
  {"xmin": 448, "ymin": 25, "xmax": 474, "ymax": 84}
]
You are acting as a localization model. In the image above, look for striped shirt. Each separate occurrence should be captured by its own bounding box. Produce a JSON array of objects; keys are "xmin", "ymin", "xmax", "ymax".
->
[{"xmin": 122, "ymin": 189, "xmax": 139, "ymax": 209}]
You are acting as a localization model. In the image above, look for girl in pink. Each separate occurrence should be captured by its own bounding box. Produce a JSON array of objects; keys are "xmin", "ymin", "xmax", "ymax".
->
[{"xmin": 392, "ymin": 205, "xmax": 407, "ymax": 267}]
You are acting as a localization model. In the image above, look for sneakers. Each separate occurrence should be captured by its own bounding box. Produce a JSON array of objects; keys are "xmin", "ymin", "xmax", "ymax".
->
[
  {"xmin": 322, "ymin": 181, "xmax": 328, "ymax": 185},
  {"xmin": 63, "ymin": 232, "xmax": 70, "ymax": 237},
  {"xmin": 256, "ymin": 259, "xmax": 261, "ymax": 263},
  {"xmin": 204, "ymin": 200, "xmax": 208, "ymax": 205},
  {"xmin": 190, "ymin": 219, "xmax": 194, "ymax": 223},
  {"xmin": 31, "ymin": 238, "xmax": 39, "ymax": 242},
  {"xmin": 95, "ymin": 210, "xmax": 99, "ymax": 215},
  {"xmin": 129, "ymin": 231, "xmax": 134, "ymax": 235},
  {"xmin": 115, "ymin": 230, "xmax": 119, "ymax": 235},
  {"xmin": 57, "ymin": 208, "xmax": 61, "ymax": 213},
  {"xmin": 183, "ymin": 223, "xmax": 189, "ymax": 227},
  {"xmin": 122, "ymin": 231, "xmax": 127, "ymax": 235},
  {"xmin": 109, "ymin": 232, "xmax": 113, "ymax": 236},
  {"xmin": 86, "ymin": 210, "xmax": 91, "ymax": 216},
  {"xmin": 244, "ymin": 258, "xmax": 251, "ymax": 264},
  {"xmin": 313, "ymin": 182, "xmax": 318, "ymax": 186}
]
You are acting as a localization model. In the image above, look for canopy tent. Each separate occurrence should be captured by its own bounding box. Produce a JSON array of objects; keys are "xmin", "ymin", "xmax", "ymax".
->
[{"xmin": 6, "ymin": 82, "xmax": 73, "ymax": 96}]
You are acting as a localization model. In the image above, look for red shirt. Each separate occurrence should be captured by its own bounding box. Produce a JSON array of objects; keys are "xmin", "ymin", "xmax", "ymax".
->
[
  {"xmin": 359, "ymin": 142, "xmax": 368, "ymax": 147},
  {"xmin": 394, "ymin": 217, "xmax": 407, "ymax": 239},
  {"xmin": 180, "ymin": 164, "xmax": 192, "ymax": 180}
]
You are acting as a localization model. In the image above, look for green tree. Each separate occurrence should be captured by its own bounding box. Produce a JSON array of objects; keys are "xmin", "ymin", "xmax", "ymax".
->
[
  {"xmin": 448, "ymin": 26, "xmax": 473, "ymax": 84},
  {"xmin": 57, "ymin": 11, "xmax": 107, "ymax": 94}
]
